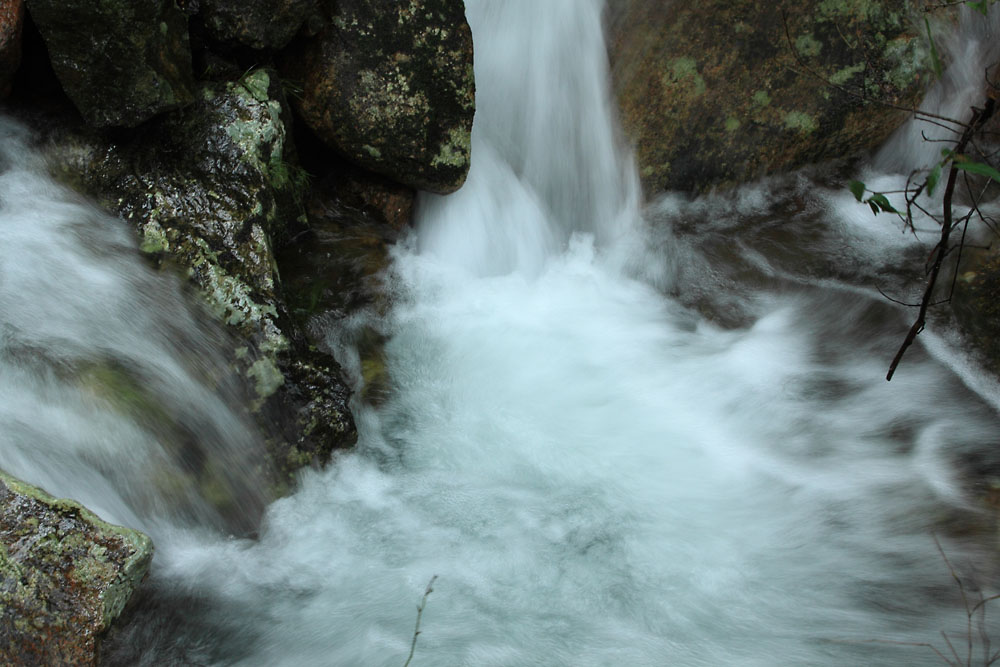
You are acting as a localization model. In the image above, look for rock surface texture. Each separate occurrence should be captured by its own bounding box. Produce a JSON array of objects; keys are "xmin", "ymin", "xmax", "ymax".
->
[
  {"xmin": 199, "ymin": 0, "xmax": 321, "ymax": 50},
  {"xmin": 608, "ymin": 0, "xmax": 928, "ymax": 194},
  {"xmin": 283, "ymin": 0, "xmax": 475, "ymax": 193},
  {"xmin": 0, "ymin": 470, "xmax": 153, "ymax": 665},
  {"xmin": 0, "ymin": 0, "xmax": 23, "ymax": 97},
  {"xmin": 25, "ymin": 0, "xmax": 195, "ymax": 127}
]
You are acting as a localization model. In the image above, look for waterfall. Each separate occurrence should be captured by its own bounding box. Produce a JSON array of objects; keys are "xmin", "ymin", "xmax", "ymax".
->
[
  {"xmin": 4, "ymin": 1, "xmax": 1000, "ymax": 666},
  {"xmin": 0, "ymin": 118, "xmax": 268, "ymax": 534}
]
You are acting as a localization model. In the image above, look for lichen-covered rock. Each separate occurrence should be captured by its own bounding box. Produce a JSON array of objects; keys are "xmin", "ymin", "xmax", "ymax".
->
[
  {"xmin": 44, "ymin": 68, "xmax": 357, "ymax": 482},
  {"xmin": 0, "ymin": 470, "xmax": 152, "ymax": 666},
  {"xmin": 25, "ymin": 0, "xmax": 195, "ymax": 127},
  {"xmin": 0, "ymin": 0, "xmax": 23, "ymax": 97},
  {"xmin": 282, "ymin": 0, "xmax": 475, "ymax": 194},
  {"xmin": 199, "ymin": 0, "xmax": 321, "ymax": 50},
  {"xmin": 608, "ymin": 0, "xmax": 929, "ymax": 194}
]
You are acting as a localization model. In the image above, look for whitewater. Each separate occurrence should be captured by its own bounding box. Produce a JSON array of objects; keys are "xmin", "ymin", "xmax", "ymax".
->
[{"xmin": 3, "ymin": 1, "xmax": 1000, "ymax": 665}]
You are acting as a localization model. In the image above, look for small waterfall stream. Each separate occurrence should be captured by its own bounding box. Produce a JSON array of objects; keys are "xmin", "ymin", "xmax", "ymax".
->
[{"xmin": 4, "ymin": 1, "xmax": 1000, "ymax": 665}]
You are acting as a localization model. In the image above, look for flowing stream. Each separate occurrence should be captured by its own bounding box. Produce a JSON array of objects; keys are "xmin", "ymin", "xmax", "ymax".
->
[{"xmin": 5, "ymin": 1, "xmax": 1000, "ymax": 665}]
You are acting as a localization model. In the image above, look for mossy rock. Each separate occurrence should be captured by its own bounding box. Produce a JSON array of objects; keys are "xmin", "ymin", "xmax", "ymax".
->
[
  {"xmin": 0, "ymin": 470, "xmax": 152, "ymax": 665},
  {"xmin": 608, "ymin": 0, "xmax": 930, "ymax": 194}
]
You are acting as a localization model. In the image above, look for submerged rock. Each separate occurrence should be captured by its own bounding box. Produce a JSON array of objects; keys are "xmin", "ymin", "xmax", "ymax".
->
[
  {"xmin": 608, "ymin": 0, "xmax": 929, "ymax": 194},
  {"xmin": 25, "ymin": 0, "xmax": 195, "ymax": 127},
  {"xmin": 0, "ymin": 0, "xmax": 23, "ymax": 97},
  {"xmin": 282, "ymin": 0, "xmax": 475, "ymax": 194},
  {"xmin": 0, "ymin": 470, "xmax": 152, "ymax": 665}
]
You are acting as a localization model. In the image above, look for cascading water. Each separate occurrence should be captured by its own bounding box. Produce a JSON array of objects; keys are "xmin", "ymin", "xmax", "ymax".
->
[
  {"xmin": 0, "ymin": 117, "xmax": 271, "ymax": 536},
  {"xmin": 5, "ymin": 1, "xmax": 1000, "ymax": 665}
]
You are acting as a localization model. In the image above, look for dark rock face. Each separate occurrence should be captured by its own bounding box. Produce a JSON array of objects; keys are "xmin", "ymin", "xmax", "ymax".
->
[
  {"xmin": 199, "ymin": 0, "xmax": 320, "ymax": 50},
  {"xmin": 608, "ymin": 0, "xmax": 929, "ymax": 194},
  {"xmin": 283, "ymin": 0, "xmax": 475, "ymax": 194},
  {"xmin": 952, "ymin": 246, "xmax": 1000, "ymax": 374},
  {"xmin": 0, "ymin": 0, "xmax": 23, "ymax": 97},
  {"xmin": 0, "ymin": 470, "xmax": 153, "ymax": 666},
  {"xmin": 25, "ymin": 0, "xmax": 195, "ymax": 127},
  {"xmin": 46, "ymin": 69, "xmax": 357, "ymax": 484}
]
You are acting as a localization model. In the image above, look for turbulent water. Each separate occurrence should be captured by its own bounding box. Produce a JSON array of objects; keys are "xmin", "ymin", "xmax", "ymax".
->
[{"xmin": 5, "ymin": 1, "xmax": 1000, "ymax": 665}]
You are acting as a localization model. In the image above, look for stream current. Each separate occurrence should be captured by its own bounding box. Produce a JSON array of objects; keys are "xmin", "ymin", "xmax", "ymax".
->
[{"xmin": 4, "ymin": 1, "xmax": 1000, "ymax": 665}]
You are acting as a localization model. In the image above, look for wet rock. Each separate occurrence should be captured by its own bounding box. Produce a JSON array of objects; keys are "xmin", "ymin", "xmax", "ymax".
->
[
  {"xmin": 278, "ymin": 171, "xmax": 404, "ymax": 408},
  {"xmin": 25, "ymin": 0, "xmax": 195, "ymax": 127},
  {"xmin": 199, "ymin": 0, "xmax": 321, "ymax": 50},
  {"xmin": 607, "ymin": 0, "xmax": 929, "ymax": 194},
  {"xmin": 282, "ymin": 0, "xmax": 475, "ymax": 194},
  {"xmin": 0, "ymin": 469, "xmax": 152, "ymax": 666},
  {"xmin": 44, "ymin": 68, "xmax": 357, "ymax": 482},
  {"xmin": 0, "ymin": 0, "xmax": 23, "ymax": 97}
]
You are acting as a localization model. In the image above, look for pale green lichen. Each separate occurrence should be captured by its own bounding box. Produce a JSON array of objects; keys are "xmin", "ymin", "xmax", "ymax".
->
[
  {"xmin": 239, "ymin": 69, "xmax": 272, "ymax": 103},
  {"xmin": 829, "ymin": 62, "xmax": 865, "ymax": 86},
  {"xmin": 784, "ymin": 110, "xmax": 818, "ymax": 134},
  {"xmin": 796, "ymin": 33, "xmax": 822, "ymax": 58},
  {"xmin": 248, "ymin": 356, "xmax": 285, "ymax": 399},
  {"xmin": 725, "ymin": 116, "xmax": 741, "ymax": 132},
  {"xmin": 752, "ymin": 90, "xmax": 772, "ymax": 107},
  {"xmin": 430, "ymin": 126, "xmax": 471, "ymax": 168},
  {"xmin": 662, "ymin": 57, "xmax": 706, "ymax": 97}
]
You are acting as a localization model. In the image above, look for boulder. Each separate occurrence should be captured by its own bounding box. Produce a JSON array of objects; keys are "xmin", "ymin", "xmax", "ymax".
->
[
  {"xmin": 25, "ymin": 0, "xmax": 195, "ymax": 127},
  {"xmin": 46, "ymin": 69, "xmax": 357, "ymax": 485},
  {"xmin": 282, "ymin": 0, "xmax": 475, "ymax": 194},
  {"xmin": 0, "ymin": 0, "xmax": 23, "ymax": 97},
  {"xmin": 607, "ymin": 0, "xmax": 929, "ymax": 194},
  {"xmin": 0, "ymin": 470, "xmax": 152, "ymax": 665},
  {"xmin": 198, "ymin": 0, "xmax": 321, "ymax": 50}
]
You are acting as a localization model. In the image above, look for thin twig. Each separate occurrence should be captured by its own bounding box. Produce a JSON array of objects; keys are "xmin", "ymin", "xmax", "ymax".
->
[{"xmin": 402, "ymin": 575, "xmax": 438, "ymax": 667}]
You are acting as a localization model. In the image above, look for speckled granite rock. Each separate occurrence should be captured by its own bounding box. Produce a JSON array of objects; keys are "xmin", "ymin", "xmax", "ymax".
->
[
  {"xmin": 608, "ymin": 0, "xmax": 929, "ymax": 194},
  {"xmin": 0, "ymin": 470, "xmax": 152, "ymax": 665}
]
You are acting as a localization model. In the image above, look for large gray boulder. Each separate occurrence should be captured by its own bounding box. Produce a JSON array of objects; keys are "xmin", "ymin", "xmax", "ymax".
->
[
  {"xmin": 608, "ymin": 0, "xmax": 929, "ymax": 194},
  {"xmin": 0, "ymin": 470, "xmax": 152, "ymax": 666},
  {"xmin": 25, "ymin": 0, "xmax": 195, "ymax": 127},
  {"xmin": 282, "ymin": 0, "xmax": 475, "ymax": 194}
]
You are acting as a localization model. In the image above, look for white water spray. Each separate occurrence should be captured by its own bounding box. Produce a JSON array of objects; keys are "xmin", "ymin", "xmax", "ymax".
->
[{"xmin": 4, "ymin": 2, "xmax": 1000, "ymax": 666}]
